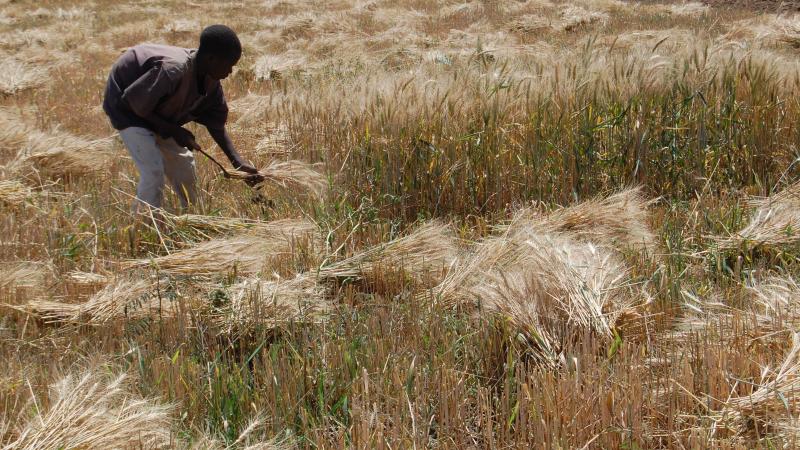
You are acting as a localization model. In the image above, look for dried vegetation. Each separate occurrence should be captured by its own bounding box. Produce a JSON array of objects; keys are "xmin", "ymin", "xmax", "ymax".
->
[{"xmin": 5, "ymin": 0, "xmax": 800, "ymax": 448}]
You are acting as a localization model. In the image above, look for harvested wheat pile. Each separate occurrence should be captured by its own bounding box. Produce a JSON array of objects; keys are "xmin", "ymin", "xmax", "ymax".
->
[
  {"xmin": 319, "ymin": 220, "xmax": 460, "ymax": 285},
  {"xmin": 226, "ymin": 160, "xmax": 327, "ymax": 198},
  {"xmin": 0, "ymin": 261, "xmax": 53, "ymax": 292},
  {"xmin": 0, "ymin": 58, "xmax": 48, "ymax": 95},
  {"xmin": 124, "ymin": 219, "xmax": 320, "ymax": 276},
  {"xmin": 2, "ymin": 368, "xmax": 172, "ymax": 450},
  {"xmin": 65, "ymin": 270, "xmax": 110, "ymax": 286},
  {"xmin": 0, "ymin": 179, "xmax": 32, "ymax": 208},
  {"xmin": 6, "ymin": 127, "xmax": 114, "ymax": 180},
  {"xmin": 507, "ymin": 188, "xmax": 657, "ymax": 255},
  {"xmin": 667, "ymin": 2, "xmax": 709, "ymax": 17},
  {"xmin": 715, "ymin": 332, "xmax": 800, "ymax": 437},
  {"xmin": 21, "ymin": 278, "xmax": 175, "ymax": 324},
  {"xmin": 214, "ymin": 275, "xmax": 329, "ymax": 333},
  {"xmin": 161, "ymin": 213, "xmax": 316, "ymax": 241},
  {"xmin": 717, "ymin": 181, "xmax": 800, "ymax": 249},
  {"xmin": 451, "ymin": 228, "xmax": 635, "ymax": 365},
  {"xmin": 558, "ymin": 5, "xmax": 609, "ymax": 32}
]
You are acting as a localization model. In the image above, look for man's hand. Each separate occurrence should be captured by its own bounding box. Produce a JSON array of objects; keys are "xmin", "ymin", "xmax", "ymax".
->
[
  {"xmin": 170, "ymin": 126, "xmax": 200, "ymax": 151},
  {"xmin": 233, "ymin": 160, "xmax": 264, "ymax": 186},
  {"xmin": 233, "ymin": 160, "xmax": 259, "ymax": 174}
]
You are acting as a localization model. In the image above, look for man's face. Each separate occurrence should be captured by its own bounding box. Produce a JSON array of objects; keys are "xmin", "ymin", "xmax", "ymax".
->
[{"xmin": 206, "ymin": 55, "xmax": 239, "ymax": 80}]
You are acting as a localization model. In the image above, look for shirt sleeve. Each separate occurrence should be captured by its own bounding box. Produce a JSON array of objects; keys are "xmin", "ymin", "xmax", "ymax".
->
[
  {"xmin": 195, "ymin": 84, "xmax": 229, "ymax": 130},
  {"xmin": 120, "ymin": 64, "xmax": 177, "ymax": 118}
]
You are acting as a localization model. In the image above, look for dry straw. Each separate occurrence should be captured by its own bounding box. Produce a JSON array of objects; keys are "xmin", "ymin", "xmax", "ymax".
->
[
  {"xmin": 214, "ymin": 275, "xmax": 329, "ymax": 333},
  {"xmin": 124, "ymin": 219, "xmax": 320, "ymax": 277},
  {"xmin": 0, "ymin": 180, "xmax": 33, "ymax": 208},
  {"xmin": 506, "ymin": 187, "xmax": 657, "ymax": 255},
  {"xmin": 715, "ymin": 332, "xmax": 800, "ymax": 437},
  {"xmin": 1, "ymin": 369, "xmax": 172, "ymax": 450},
  {"xmin": 21, "ymin": 278, "xmax": 177, "ymax": 324},
  {"xmin": 428, "ymin": 190, "xmax": 655, "ymax": 363},
  {"xmin": 161, "ymin": 212, "xmax": 315, "ymax": 240},
  {"xmin": 318, "ymin": 220, "xmax": 460, "ymax": 285},
  {"xmin": 717, "ymin": 181, "xmax": 800, "ymax": 249},
  {"xmin": 186, "ymin": 417, "xmax": 294, "ymax": 449},
  {"xmin": 0, "ymin": 261, "xmax": 52, "ymax": 291},
  {"xmin": 1, "ymin": 102, "xmax": 112, "ymax": 179},
  {"xmin": 226, "ymin": 160, "xmax": 328, "ymax": 199},
  {"xmin": 464, "ymin": 230, "xmax": 634, "ymax": 365},
  {"xmin": 0, "ymin": 58, "xmax": 48, "ymax": 95}
]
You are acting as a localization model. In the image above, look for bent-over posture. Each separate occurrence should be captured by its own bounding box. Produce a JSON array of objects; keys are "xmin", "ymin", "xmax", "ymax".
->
[{"xmin": 103, "ymin": 24, "xmax": 258, "ymax": 210}]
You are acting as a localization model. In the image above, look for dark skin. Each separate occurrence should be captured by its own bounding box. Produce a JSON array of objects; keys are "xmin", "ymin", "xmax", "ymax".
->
[{"xmin": 141, "ymin": 51, "xmax": 263, "ymax": 180}]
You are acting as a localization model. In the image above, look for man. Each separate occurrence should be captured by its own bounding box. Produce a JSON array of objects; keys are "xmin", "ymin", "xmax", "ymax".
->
[{"xmin": 103, "ymin": 24, "xmax": 260, "ymax": 211}]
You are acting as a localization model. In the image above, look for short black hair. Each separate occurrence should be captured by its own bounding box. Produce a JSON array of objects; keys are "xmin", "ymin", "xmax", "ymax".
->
[{"xmin": 198, "ymin": 24, "xmax": 241, "ymax": 61}]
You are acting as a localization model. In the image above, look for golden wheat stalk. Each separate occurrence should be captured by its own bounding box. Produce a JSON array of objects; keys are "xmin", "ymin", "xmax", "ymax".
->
[
  {"xmin": 318, "ymin": 220, "xmax": 459, "ymax": 285},
  {"xmin": 0, "ymin": 261, "xmax": 53, "ymax": 291},
  {"xmin": 717, "ymin": 181, "xmax": 800, "ymax": 249},
  {"xmin": 20, "ymin": 278, "xmax": 178, "ymax": 324},
  {"xmin": 714, "ymin": 332, "xmax": 800, "ymax": 436},
  {"xmin": 0, "ymin": 179, "xmax": 33, "ymax": 208},
  {"xmin": 2, "ymin": 369, "xmax": 172, "ymax": 450},
  {"xmin": 6, "ymin": 127, "xmax": 114, "ymax": 180},
  {"xmin": 0, "ymin": 58, "xmax": 48, "ymax": 95},
  {"xmin": 161, "ymin": 212, "xmax": 317, "ymax": 240},
  {"xmin": 505, "ymin": 187, "xmax": 657, "ymax": 256},
  {"xmin": 187, "ymin": 417, "xmax": 295, "ymax": 450},
  {"xmin": 123, "ymin": 219, "xmax": 320, "ymax": 277},
  {"xmin": 226, "ymin": 160, "xmax": 328, "ymax": 198},
  {"xmin": 469, "ymin": 231, "xmax": 634, "ymax": 365},
  {"xmin": 212, "ymin": 274, "xmax": 330, "ymax": 334}
]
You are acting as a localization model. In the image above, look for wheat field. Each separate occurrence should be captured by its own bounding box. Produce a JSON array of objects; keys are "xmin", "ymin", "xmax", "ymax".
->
[{"xmin": 4, "ymin": 0, "xmax": 800, "ymax": 448}]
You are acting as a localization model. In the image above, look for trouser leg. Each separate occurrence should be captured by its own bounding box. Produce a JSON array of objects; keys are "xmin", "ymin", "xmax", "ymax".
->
[
  {"xmin": 119, "ymin": 127, "xmax": 166, "ymax": 211},
  {"xmin": 157, "ymin": 135, "xmax": 197, "ymax": 210}
]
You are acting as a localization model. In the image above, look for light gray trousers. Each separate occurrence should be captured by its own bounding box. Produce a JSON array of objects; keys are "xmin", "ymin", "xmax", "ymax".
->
[{"xmin": 119, "ymin": 127, "xmax": 197, "ymax": 210}]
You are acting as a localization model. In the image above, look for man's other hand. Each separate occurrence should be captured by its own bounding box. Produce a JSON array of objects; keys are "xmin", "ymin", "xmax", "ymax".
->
[{"xmin": 171, "ymin": 126, "xmax": 200, "ymax": 151}]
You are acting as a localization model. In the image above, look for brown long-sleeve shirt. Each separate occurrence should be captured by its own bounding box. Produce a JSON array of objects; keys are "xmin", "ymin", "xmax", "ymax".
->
[{"xmin": 102, "ymin": 44, "xmax": 228, "ymax": 132}]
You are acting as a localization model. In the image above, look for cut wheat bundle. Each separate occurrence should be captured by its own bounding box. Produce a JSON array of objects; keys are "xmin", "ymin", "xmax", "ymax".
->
[
  {"xmin": 717, "ymin": 182, "xmax": 800, "ymax": 249},
  {"xmin": 0, "ymin": 58, "xmax": 48, "ymax": 95},
  {"xmin": 506, "ymin": 188, "xmax": 657, "ymax": 256},
  {"xmin": 7, "ymin": 128, "xmax": 114, "ymax": 180},
  {"xmin": 213, "ymin": 275, "xmax": 330, "ymax": 334},
  {"xmin": 124, "ymin": 219, "xmax": 320, "ymax": 277},
  {"xmin": 161, "ymin": 213, "xmax": 317, "ymax": 240},
  {"xmin": 1, "ymin": 369, "xmax": 172, "ymax": 450},
  {"xmin": 65, "ymin": 270, "xmax": 110, "ymax": 286},
  {"xmin": 470, "ymin": 231, "xmax": 635, "ymax": 365},
  {"xmin": 226, "ymin": 160, "xmax": 328, "ymax": 198},
  {"xmin": 318, "ymin": 220, "xmax": 460, "ymax": 285},
  {"xmin": 0, "ymin": 261, "xmax": 53, "ymax": 291},
  {"xmin": 713, "ymin": 332, "xmax": 800, "ymax": 437},
  {"xmin": 21, "ymin": 278, "xmax": 179, "ymax": 324},
  {"xmin": 0, "ymin": 179, "xmax": 33, "ymax": 208}
]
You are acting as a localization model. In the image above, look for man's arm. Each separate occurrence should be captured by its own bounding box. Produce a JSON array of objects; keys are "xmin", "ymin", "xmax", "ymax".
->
[{"xmin": 207, "ymin": 127, "xmax": 258, "ymax": 173}]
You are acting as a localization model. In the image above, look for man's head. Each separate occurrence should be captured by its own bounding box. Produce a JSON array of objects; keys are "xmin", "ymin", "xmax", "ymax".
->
[{"xmin": 197, "ymin": 24, "xmax": 241, "ymax": 80}]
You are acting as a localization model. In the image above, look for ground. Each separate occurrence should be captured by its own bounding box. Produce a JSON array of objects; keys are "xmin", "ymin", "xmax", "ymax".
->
[{"xmin": 3, "ymin": 0, "xmax": 800, "ymax": 448}]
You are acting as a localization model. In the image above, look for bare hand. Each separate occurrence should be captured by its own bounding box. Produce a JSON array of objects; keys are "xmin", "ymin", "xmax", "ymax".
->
[
  {"xmin": 171, "ymin": 126, "xmax": 200, "ymax": 151},
  {"xmin": 233, "ymin": 160, "xmax": 264, "ymax": 186},
  {"xmin": 233, "ymin": 160, "xmax": 259, "ymax": 174}
]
